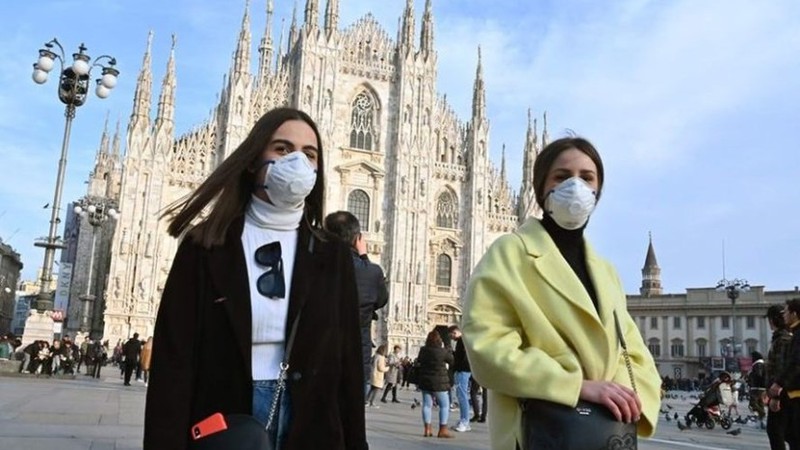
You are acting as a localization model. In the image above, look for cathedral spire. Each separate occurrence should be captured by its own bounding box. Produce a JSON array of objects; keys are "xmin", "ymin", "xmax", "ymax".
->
[
  {"xmin": 130, "ymin": 31, "xmax": 153, "ymax": 126},
  {"xmin": 276, "ymin": 18, "xmax": 286, "ymax": 70},
  {"xmin": 155, "ymin": 35, "xmax": 177, "ymax": 129},
  {"xmin": 640, "ymin": 232, "xmax": 663, "ymax": 297},
  {"xmin": 97, "ymin": 111, "xmax": 111, "ymax": 160},
  {"xmin": 472, "ymin": 46, "xmax": 486, "ymax": 121},
  {"xmin": 289, "ymin": 1, "xmax": 299, "ymax": 49},
  {"xmin": 258, "ymin": 0, "xmax": 274, "ymax": 83},
  {"xmin": 419, "ymin": 0, "xmax": 434, "ymax": 56},
  {"xmin": 233, "ymin": 0, "xmax": 252, "ymax": 78},
  {"xmin": 500, "ymin": 143, "xmax": 507, "ymax": 182},
  {"xmin": 521, "ymin": 108, "xmax": 537, "ymax": 190},
  {"xmin": 542, "ymin": 111, "xmax": 549, "ymax": 146},
  {"xmin": 112, "ymin": 116, "xmax": 122, "ymax": 158},
  {"xmin": 399, "ymin": 0, "xmax": 415, "ymax": 54},
  {"xmin": 304, "ymin": 0, "xmax": 319, "ymax": 30},
  {"xmin": 324, "ymin": 0, "xmax": 339, "ymax": 36}
]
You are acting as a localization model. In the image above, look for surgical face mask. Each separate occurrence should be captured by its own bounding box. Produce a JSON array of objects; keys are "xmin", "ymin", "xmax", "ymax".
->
[
  {"xmin": 259, "ymin": 151, "xmax": 317, "ymax": 209},
  {"xmin": 544, "ymin": 176, "xmax": 597, "ymax": 230}
]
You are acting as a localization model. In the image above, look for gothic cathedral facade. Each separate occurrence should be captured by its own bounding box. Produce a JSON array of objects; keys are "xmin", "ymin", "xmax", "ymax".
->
[{"xmin": 69, "ymin": 0, "xmax": 548, "ymax": 353}]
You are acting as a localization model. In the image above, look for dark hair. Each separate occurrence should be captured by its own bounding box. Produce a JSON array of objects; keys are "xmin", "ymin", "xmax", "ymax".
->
[
  {"xmin": 324, "ymin": 211, "xmax": 361, "ymax": 245},
  {"xmin": 751, "ymin": 351, "xmax": 764, "ymax": 360},
  {"xmin": 786, "ymin": 298, "xmax": 800, "ymax": 316},
  {"xmin": 425, "ymin": 330, "xmax": 443, "ymax": 347},
  {"xmin": 533, "ymin": 137, "xmax": 605, "ymax": 209},
  {"xmin": 375, "ymin": 344, "xmax": 387, "ymax": 356},
  {"xmin": 448, "ymin": 325, "xmax": 460, "ymax": 333},
  {"xmin": 766, "ymin": 304, "xmax": 786, "ymax": 328},
  {"xmin": 163, "ymin": 108, "xmax": 325, "ymax": 248}
]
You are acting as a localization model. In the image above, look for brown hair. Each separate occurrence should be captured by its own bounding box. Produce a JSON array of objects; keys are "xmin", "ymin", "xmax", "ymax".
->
[
  {"xmin": 425, "ymin": 330, "xmax": 443, "ymax": 347},
  {"xmin": 162, "ymin": 108, "xmax": 325, "ymax": 247},
  {"xmin": 533, "ymin": 137, "xmax": 604, "ymax": 209},
  {"xmin": 375, "ymin": 344, "xmax": 388, "ymax": 356}
]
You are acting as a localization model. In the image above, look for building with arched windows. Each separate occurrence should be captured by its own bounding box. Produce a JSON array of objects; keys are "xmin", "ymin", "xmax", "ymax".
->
[{"xmin": 66, "ymin": 1, "xmax": 549, "ymax": 352}]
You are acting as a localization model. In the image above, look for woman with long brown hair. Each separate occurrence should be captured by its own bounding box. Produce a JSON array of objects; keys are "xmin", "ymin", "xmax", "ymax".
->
[{"xmin": 143, "ymin": 107, "xmax": 367, "ymax": 450}]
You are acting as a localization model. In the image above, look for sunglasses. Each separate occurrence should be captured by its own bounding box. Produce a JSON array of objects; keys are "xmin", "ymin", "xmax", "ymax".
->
[{"xmin": 255, "ymin": 242, "xmax": 286, "ymax": 299}]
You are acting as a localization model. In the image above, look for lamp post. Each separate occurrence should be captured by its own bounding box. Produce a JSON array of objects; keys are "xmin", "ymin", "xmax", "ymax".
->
[
  {"xmin": 30, "ymin": 39, "xmax": 119, "ymax": 317},
  {"xmin": 716, "ymin": 278, "xmax": 750, "ymax": 371},
  {"xmin": 73, "ymin": 198, "xmax": 119, "ymax": 335}
]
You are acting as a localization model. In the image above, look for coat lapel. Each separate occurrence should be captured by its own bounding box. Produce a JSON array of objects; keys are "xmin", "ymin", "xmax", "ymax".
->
[
  {"xmin": 517, "ymin": 219, "xmax": 600, "ymax": 324},
  {"xmin": 285, "ymin": 224, "xmax": 315, "ymax": 344},
  {"xmin": 206, "ymin": 216, "xmax": 253, "ymax": 377}
]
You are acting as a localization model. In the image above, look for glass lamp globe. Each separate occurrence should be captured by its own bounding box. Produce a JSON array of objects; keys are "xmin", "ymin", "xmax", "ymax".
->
[
  {"xmin": 87, "ymin": 205, "xmax": 97, "ymax": 214},
  {"xmin": 32, "ymin": 68, "xmax": 48, "ymax": 84},
  {"xmin": 100, "ymin": 73, "xmax": 117, "ymax": 89},
  {"xmin": 72, "ymin": 58, "xmax": 90, "ymax": 76},
  {"xmin": 96, "ymin": 83, "xmax": 111, "ymax": 99},
  {"xmin": 37, "ymin": 55, "xmax": 55, "ymax": 72}
]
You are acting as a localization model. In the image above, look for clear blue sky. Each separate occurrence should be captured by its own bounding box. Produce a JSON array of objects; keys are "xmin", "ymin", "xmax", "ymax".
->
[{"xmin": 1, "ymin": 0, "xmax": 799, "ymax": 294}]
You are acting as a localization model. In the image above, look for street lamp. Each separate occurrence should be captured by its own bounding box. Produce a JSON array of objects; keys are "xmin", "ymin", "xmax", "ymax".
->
[
  {"xmin": 30, "ymin": 38, "xmax": 119, "ymax": 314},
  {"xmin": 716, "ymin": 278, "xmax": 750, "ymax": 371},
  {"xmin": 73, "ymin": 198, "xmax": 119, "ymax": 335}
]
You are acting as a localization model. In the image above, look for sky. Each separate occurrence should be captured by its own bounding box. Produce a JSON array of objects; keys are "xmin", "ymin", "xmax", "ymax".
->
[{"xmin": 1, "ymin": 0, "xmax": 799, "ymax": 295}]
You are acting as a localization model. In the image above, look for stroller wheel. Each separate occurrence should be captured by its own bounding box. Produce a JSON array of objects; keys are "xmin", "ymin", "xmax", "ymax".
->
[
  {"xmin": 721, "ymin": 417, "xmax": 732, "ymax": 430},
  {"xmin": 705, "ymin": 419, "xmax": 715, "ymax": 429}
]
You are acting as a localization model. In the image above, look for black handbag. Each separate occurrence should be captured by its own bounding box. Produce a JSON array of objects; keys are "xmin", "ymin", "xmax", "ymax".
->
[
  {"xmin": 520, "ymin": 312, "xmax": 638, "ymax": 450},
  {"xmin": 189, "ymin": 311, "xmax": 302, "ymax": 450}
]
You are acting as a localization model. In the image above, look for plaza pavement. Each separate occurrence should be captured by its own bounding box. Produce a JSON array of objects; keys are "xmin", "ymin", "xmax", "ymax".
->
[{"xmin": 0, "ymin": 374, "xmax": 774, "ymax": 449}]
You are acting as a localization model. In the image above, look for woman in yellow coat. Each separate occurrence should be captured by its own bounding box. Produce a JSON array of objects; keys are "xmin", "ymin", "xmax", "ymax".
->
[{"xmin": 462, "ymin": 137, "xmax": 661, "ymax": 450}]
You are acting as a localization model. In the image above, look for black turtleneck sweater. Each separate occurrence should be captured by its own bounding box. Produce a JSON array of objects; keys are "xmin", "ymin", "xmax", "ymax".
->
[{"xmin": 541, "ymin": 213, "xmax": 599, "ymax": 312}]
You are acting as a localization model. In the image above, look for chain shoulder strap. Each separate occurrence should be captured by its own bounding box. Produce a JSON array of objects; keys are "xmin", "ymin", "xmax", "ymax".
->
[
  {"xmin": 614, "ymin": 311, "xmax": 637, "ymax": 394},
  {"xmin": 265, "ymin": 311, "xmax": 303, "ymax": 430}
]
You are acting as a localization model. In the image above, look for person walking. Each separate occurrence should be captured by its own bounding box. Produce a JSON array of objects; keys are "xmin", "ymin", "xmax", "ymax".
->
[
  {"xmin": 416, "ymin": 330, "xmax": 455, "ymax": 439},
  {"xmin": 144, "ymin": 107, "xmax": 367, "ymax": 450},
  {"xmin": 380, "ymin": 345, "xmax": 402, "ymax": 403},
  {"xmin": 449, "ymin": 325, "xmax": 472, "ymax": 432},
  {"xmin": 140, "ymin": 337, "xmax": 153, "ymax": 386},
  {"xmin": 764, "ymin": 304, "xmax": 792, "ymax": 450},
  {"xmin": 122, "ymin": 333, "xmax": 142, "ymax": 386},
  {"xmin": 462, "ymin": 137, "xmax": 662, "ymax": 450},
  {"xmin": 366, "ymin": 344, "xmax": 389, "ymax": 408},
  {"xmin": 470, "ymin": 375, "xmax": 487, "ymax": 423}
]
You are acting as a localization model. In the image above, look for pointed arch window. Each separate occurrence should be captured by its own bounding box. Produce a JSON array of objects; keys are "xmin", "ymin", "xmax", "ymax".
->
[
  {"xmin": 347, "ymin": 189, "xmax": 370, "ymax": 232},
  {"xmin": 436, "ymin": 254, "xmax": 452, "ymax": 287},
  {"xmin": 436, "ymin": 190, "xmax": 458, "ymax": 228},
  {"xmin": 350, "ymin": 91, "xmax": 376, "ymax": 151}
]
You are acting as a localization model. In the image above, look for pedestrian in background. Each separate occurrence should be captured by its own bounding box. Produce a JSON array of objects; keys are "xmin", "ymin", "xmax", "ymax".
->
[
  {"xmin": 768, "ymin": 299, "xmax": 800, "ymax": 450},
  {"xmin": 381, "ymin": 345, "xmax": 402, "ymax": 404},
  {"xmin": 367, "ymin": 344, "xmax": 388, "ymax": 408},
  {"xmin": 122, "ymin": 333, "xmax": 142, "ymax": 386},
  {"xmin": 324, "ymin": 210, "xmax": 389, "ymax": 397},
  {"xmin": 449, "ymin": 325, "xmax": 472, "ymax": 432},
  {"xmin": 462, "ymin": 137, "xmax": 662, "ymax": 450},
  {"xmin": 140, "ymin": 336, "xmax": 153, "ymax": 386},
  {"xmin": 415, "ymin": 330, "xmax": 454, "ymax": 439}
]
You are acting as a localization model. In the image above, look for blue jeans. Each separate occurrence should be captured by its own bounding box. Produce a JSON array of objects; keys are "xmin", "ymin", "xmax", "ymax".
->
[
  {"xmin": 422, "ymin": 390, "xmax": 450, "ymax": 426},
  {"xmin": 454, "ymin": 371, "xmax": 471, "ymax": 423},
  {"xmin": 253, "ymin": 379, "xmax": 292, "ymax": 449}
]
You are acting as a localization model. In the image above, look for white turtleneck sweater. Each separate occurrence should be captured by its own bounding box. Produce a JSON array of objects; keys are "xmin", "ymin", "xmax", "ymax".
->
[{"xmin": 242, "ymin": 194, "xmax": 303, "ymax": 381}]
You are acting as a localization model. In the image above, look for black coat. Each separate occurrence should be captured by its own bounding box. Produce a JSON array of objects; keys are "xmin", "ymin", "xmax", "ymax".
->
[
  {"xmin": 415, "ymin": 345, "xmax": 454, "ymax": 392},
  {"xmin": 144, "ymin": 217, "xmax": 367, "ymax": 450},
  {"xmin": 352, "ymin": 251, "xmax": 388, "ymax": 327}
]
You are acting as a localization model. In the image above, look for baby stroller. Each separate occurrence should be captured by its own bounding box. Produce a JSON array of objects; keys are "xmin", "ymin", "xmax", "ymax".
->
[{"xmin": 684, "ymin": 376, "xmax": 734, "ymax": 430}]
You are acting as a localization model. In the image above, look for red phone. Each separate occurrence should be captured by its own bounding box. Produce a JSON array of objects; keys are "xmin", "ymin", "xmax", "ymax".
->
[{"xmin": 191, "ymin": 412, "xmax": 228, "ymax": 440}]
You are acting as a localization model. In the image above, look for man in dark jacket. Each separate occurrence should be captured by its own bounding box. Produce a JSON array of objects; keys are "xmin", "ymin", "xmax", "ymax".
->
[
  {"xmin": 770, "ymin": 299, "xmax": 800, "ymax": 449},
  {"xmin": 324, "ymin": 211, "xmax": 389, "ymax": 395},
  {"xmin": 122, "ymin": 332, "xmax": 142, "ymax": 386},
  {"xmin": 765, "ymin": 304, "xmax": 792, "ymax": 449}
]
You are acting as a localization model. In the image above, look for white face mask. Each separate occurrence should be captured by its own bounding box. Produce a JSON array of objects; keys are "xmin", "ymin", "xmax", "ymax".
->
[
  {"xmin": 544, "ymin": 176, "xmax": 597, "ymax": 230},
  {"xmin": 260, "ymin": 151, "xmax": 317, "ymax": 209}
]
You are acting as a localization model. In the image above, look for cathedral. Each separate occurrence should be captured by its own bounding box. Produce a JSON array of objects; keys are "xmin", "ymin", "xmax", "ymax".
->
[{"xmin": 63, "ymin": 0, "xmax": 550, "ymax": 353}]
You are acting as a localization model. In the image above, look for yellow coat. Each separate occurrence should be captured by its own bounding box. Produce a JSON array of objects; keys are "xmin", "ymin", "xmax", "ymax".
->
[{"xmin": 462, "ymin": 218, "xmax": 661, "ymax": 450}]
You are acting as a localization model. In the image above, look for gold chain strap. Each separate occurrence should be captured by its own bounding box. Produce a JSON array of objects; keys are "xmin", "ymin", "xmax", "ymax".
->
[{"xmin": 614, "ymin": 311, "xmax": 637, "ymax": 394}]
